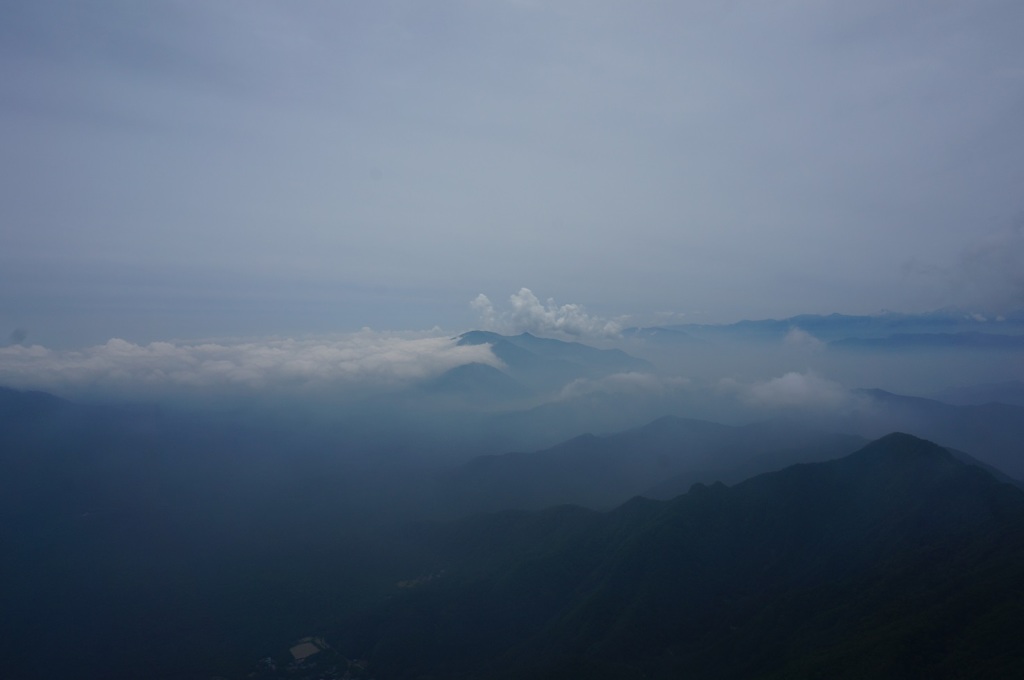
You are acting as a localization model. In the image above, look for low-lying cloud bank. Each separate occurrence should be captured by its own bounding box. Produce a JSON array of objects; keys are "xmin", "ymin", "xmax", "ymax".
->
[
  {"xmin": 0, "ymin": 331, "xmax": 501, "ymax": 398},
  {"xmin": 735, "ymin": 371, "xmax": 862, "ymax": 411},
  {"xmin": 472, "ymin": 288, "xmax": 622, "ymax": 338},
  {"xmin": 783, "ymin": 327, "xmax": 825, "ymax": 351},
  {"xmin": 557, "ymin": 372, "xmax": 690, "ymax": 401}
]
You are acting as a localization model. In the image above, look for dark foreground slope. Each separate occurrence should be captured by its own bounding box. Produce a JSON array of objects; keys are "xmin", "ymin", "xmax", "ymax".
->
[
  {"xmin": 343, "ymin": 434, "xmax": 1024, "ymax": 680},
  {"xmin": 3, "ymin": 384, "xmax": 1022, "ymax": 679},
  {"xmin": 0, "ymin": 389, "xmax": 421, "ymax": 680}
]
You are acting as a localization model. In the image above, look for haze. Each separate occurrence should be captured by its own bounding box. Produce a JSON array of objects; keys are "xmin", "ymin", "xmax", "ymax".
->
[
  {"xmin": 3, "ymin": 1, "xmax": 1024, "ymax": 350},
  {"xmin": 5, "ymin": 7, "xmax": 1024, "ymax": 677}
]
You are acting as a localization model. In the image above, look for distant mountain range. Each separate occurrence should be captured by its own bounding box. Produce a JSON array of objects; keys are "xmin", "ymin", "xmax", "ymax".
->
[
  {"xmin": 623, "ymin": 309, "xmax": 1024, "ymax": 348},
  {"xmin": 341, "ymin": 434, "xmax": 1024, "ymax": 679},
  {"xmin": 832, "ymin": 389, "xmax": 1024, "ymax": 479},
  {"xmin": 831, "ymin": 332, "xmax": 1024, "ymax": 350},
  {"xmin": 440, "ymin": 382, "xmax": 1024, "ymax": 488},
  {"xmin": 428, "ymin": 402, "xmax": 1023, "ymax": 516},
  {"xmin": 431, "ymin": 417, "xmax": 868, "ymax": 515},
  {"xmin": 4, "ymin": 376, "xmax": 1024, "ymax": 678},
  {"xmin": 931, "ymin": 380, "xmax": 1024, "ymax": 407}
]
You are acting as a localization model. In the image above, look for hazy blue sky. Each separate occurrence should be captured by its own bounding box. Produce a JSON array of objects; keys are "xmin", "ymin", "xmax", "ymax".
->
[{"xmin": 3, "ymin": 1, "xmax": 1023, "ymax": 348}]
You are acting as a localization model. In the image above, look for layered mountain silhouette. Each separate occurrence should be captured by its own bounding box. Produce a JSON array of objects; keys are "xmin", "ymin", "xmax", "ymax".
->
[
  {"xmin": 932, "ymin": 379, "xmax": 1024, "ymax": 407},
  {"xmin": 419, "ymin": 361, "xmax": 533, "ymax": 403},
  {"xmin": 344, "ymin": 434, "xmax": 1024, "ymax": 679},
  {"xmin": 830, "ymin": 332, "xmax": 1024, "ymax": 350},
  {"xmin": 433, "ymin": 416, "xmax": 868, "ymax": 515},
  {"xmin": 840, "ymin": 389, "xmax": 1024, "ymax": 478},
  {"xmin": 623, "ymin": 309, "xmax": 1024, "ymax": 349},
  {"xmin": 4, "ymin": 383, "xmax": 1024, "ymax": 679}
]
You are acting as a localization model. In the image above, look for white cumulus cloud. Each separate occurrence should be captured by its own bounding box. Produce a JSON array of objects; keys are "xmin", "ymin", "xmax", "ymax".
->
[
  {"xmin": 741, "ymin": 371, "xmax": 852, "ymax": 410},
  {"xmin": 783, "ymin": 327, "xmax": 825, "ymax": 351},
  {"xmin": 471, "ymin": 288, "xmax": 622, "ymax": 337}
]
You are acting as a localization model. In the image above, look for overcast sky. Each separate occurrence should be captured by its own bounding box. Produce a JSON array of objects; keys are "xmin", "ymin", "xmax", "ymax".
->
[{"xmin": 3, "ymin": 1, "xmax": 1023, "ymax": 349}]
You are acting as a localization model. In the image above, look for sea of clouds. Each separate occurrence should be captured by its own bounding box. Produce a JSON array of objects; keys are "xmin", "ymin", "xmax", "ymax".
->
[{"xmin": 0, "ymin": 330, "xmax": 501, "ymax": 399}]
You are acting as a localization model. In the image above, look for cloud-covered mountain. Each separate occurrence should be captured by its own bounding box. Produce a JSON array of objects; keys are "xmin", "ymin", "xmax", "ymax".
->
[
  {"xmin": 2, "ymin": 313, "xmax": 1022, "ymax": 679},
  {"xmin": 5, "ymin": 0, "xmax": 1024, "ymax": 674},
  {"xmin": 418, "ymin": 361, "xmax": 533, "ymax": 404},
  {"xmin": 454, "ymin": 330, "xmax": 653, "ymax": 394}
]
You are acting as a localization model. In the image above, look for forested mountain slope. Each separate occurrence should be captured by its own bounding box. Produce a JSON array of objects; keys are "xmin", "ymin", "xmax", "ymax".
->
[{"xmin": 345, "ymin": 434, "xmax": 1024, "ymax": 679}]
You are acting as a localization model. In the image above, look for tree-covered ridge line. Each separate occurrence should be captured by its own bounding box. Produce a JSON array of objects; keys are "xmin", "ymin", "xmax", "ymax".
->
[{"xmin": 338, "ymin": 434, "xmax": 1024, "ymax": 679}]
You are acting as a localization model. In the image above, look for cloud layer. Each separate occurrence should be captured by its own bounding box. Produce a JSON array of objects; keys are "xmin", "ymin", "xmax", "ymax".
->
[
  {"xmin": 0, "ymin": 331, "xmax": 500, "ymax": 398},
  {"xmin": 557, "ymin": 372, "xmax": 689, "ymax": 401}
]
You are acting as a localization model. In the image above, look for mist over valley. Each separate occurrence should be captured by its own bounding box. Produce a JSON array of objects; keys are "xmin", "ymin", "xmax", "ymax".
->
[{"xmin": 3, "ymin": 306, "xmax": 1024, "ymax": 678}]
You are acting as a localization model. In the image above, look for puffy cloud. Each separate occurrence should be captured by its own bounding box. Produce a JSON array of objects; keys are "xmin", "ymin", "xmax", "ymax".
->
[
  {"xmin": 472, "ymin": 287, "xmax": 622, "ymax": 337},
  {"xmin": 470, "ymin": 294, "xmax": 497, "ymax": 329},
  {"xmin": 0, "ymin": 331, "xmax": 501, "ymax": 397},
  {"xmin": 783, "ymin": 327, "xmax": 825, "ymax": 351},
  {"xmin": 741, "ymin": 371, "xmax": 851, "ymax": 410}
]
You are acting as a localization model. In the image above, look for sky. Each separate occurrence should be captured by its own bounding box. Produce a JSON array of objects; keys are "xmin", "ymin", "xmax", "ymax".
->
[{"xmin": 2, "ymin": 0, "xmax": 1024, "ymax": 350}]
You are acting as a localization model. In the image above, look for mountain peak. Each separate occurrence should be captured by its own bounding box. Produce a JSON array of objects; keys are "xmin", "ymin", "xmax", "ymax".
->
[
  {"xmin": 455, "ymin": 330, "xmax": 505, "ymax": 346},
  {"xmin": 847, "ymin": 431, "xmax": 955, "ymax": 464}
]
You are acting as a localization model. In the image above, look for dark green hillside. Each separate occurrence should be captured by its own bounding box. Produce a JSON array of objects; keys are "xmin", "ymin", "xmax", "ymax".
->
[{"xmin": 344, "ymin": 434, "xmax": 1024, "ymax": 679}]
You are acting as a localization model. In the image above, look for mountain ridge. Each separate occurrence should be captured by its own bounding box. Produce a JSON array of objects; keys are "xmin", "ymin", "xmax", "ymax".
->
[{"xmin": 346, "ymin": 433, "xmax": 1024, "ymax": 679}]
